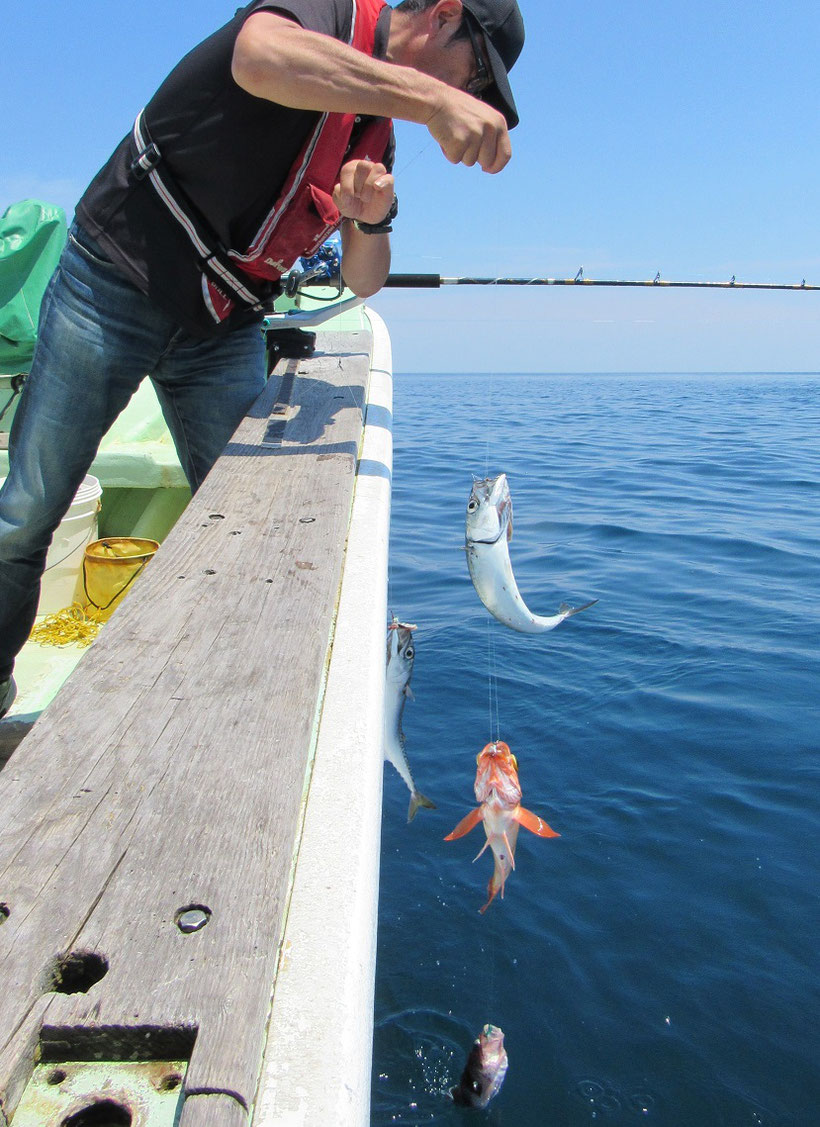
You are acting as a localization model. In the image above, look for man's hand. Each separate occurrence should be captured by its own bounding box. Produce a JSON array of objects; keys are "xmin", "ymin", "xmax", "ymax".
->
[
  {"xmin": 425, "ymin": 90, "xmax": 511, "ymax": 174},
  {"xmin": 333, "ymin": 160, "xmax": 395, "ymax": 225}
]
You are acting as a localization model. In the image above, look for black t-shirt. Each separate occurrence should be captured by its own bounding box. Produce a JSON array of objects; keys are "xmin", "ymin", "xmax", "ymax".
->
[{"xmin": 76, "ymin": 0, "xmax": 393, "ymax": 335}]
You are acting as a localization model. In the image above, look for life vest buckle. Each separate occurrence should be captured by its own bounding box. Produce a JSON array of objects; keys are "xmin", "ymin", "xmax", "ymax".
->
[{"xmin": 130, "ymin": 142, "xmax": 162, "ymax": 181}]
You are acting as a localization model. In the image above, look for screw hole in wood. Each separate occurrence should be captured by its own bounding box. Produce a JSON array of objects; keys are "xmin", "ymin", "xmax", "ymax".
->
[{"xmin": 175, "ymin": 904, "xmax": 212, "ymax": 934}]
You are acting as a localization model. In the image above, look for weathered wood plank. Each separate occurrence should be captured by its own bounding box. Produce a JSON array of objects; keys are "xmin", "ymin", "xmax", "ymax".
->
[
  {"xmin": 180, "ymin": 1093, "xmax": 248, "ymax": 1127},
  {"xmin": 0, "ymin": 332, "xmax": 373, "ymax": 1123}
]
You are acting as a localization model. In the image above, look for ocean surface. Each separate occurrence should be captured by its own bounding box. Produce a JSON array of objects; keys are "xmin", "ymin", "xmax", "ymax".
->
[{"xmin": 371, "ymin": 372, "xmax": 820, "ymax": 1127}]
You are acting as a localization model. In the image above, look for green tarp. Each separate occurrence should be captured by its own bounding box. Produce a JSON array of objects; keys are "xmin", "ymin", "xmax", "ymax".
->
[{"xmin": 0, "ymin": 199, "xmax": 67, "ymax": 374}]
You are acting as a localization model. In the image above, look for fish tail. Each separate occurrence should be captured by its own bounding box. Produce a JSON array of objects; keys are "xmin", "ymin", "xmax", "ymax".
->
[
  {"xmin": 480, "ymin": 860, "xmax": 505, "ymax": 913},
  {"xmin": 407, "ymin": 790, "xmax": 436, "ymax": 823},
  {"xmin": 559, "ymin": 598, "xmax": 598, "ymax": 618}
]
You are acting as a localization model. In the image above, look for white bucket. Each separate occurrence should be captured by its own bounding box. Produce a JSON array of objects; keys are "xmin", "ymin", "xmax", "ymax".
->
[{"xmin": 38, "ymin": 475, "xmax": 103, "ymax": 615}]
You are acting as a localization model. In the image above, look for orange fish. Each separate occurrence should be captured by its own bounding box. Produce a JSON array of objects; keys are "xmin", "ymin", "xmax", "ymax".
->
[{"xmin": 444, "ymin": 740, "xmax": 559, "ymax": 912}]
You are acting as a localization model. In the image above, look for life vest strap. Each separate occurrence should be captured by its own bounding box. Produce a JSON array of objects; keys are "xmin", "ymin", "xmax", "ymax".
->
[{"xmin": 131, "ymin": 110, "xmax": 274, "ymax": 314}]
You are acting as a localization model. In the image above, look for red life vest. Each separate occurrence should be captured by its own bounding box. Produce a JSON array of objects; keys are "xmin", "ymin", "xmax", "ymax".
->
[{"xmin": 132, "ymin": 0, "xmax": 392, "ymax": 325}]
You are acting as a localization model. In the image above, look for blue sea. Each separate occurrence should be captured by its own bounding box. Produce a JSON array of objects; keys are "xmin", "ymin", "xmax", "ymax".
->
[{"xmin": 371, "ymin": 372, "xmax": 820, "ymax": 1127}]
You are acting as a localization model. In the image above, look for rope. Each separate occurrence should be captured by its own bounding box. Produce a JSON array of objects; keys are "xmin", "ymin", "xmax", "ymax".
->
[{"xmin": 29, "ymin": 603, "xmax": 103, "ymax": 647}]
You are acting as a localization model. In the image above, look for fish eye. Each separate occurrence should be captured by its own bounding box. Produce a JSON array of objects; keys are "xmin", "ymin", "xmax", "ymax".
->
[
  {"xmin": 467, "ymin": 499, "xmax": 478, "ymax": 512},
  {"xmin": 405, "ymin": 646, "xmax": 414, "ymax": 659},
  {"xmin": 510, "ymin": 754, "xmax": 518, "ymax": 770}
]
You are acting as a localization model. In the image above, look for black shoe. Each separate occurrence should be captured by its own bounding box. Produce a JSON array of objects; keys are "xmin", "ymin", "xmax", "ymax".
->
[{"xmin": 0, "ymin": 676, "xmax": 16, "ymax": 720}]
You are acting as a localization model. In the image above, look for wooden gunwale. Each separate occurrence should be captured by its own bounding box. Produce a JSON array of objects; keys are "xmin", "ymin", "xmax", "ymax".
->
[{"xmin": 0, "ymin": 320, "xmax": 388, "ymax": 1127}]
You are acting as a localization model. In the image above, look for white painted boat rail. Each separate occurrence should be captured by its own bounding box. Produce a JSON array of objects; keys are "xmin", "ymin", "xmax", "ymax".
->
[{"xmin": 253, "ymin": 307, "xmax": 393, "ymax": 1126}]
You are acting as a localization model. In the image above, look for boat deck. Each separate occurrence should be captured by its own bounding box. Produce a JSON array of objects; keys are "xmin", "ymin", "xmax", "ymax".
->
[
  {"xmin": 0, "ymin": 307, "xmax": 393, "ymax": 1126},
  {"xmin": 0, "ymin": 378, "xmax": 190, "ymax": 762}
]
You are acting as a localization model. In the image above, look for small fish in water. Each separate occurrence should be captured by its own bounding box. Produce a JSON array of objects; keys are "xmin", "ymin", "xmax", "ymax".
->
[
  {"xmin": 450, "ymin": 1023, "xmax": 509, "ymax": 1108},
  {"xmin": 445, "ymin": 740, "xmax": 559, "ymax": 912},
  {"xmin": 465, "ymin": 473, "xmax": 597, "ymax": 633},
  {"xmin": 384, "ymin": 617, "xmax": 436, "ymax": 822}
]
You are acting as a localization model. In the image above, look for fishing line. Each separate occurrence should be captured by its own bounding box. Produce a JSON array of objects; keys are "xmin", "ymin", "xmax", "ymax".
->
[
  {"xmin": 484, "ymin": 635, "xmax": 500, "ymax": 1023},
  {"xmin": 476, "ymin": 379, "xmax": 503, "ymax": 1019},
  {"xmin": 486, "ymin": 619, "xmax": 501, "ymax": 744},
  {"xmin": 394, "ymin": 138, "xmax": 436, "ymax": 178},
  {"xmin": 479, "ymin": 370, "xmax": 503, "ymax": 745},
  {"xmin": 483, "ymin": 370, "xmax": 493, "ymax": 479},
  {"xmin": 486, "ymin": 617, "xmax": 495, "ymax": 742}
]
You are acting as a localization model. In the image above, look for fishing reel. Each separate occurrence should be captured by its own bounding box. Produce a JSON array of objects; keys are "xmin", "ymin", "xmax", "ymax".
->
[
  {"xmin": 265, "ymin": 235, "xmax": 353, "ymax": 361},
  {"xmin": 282, "ymin": 234, "xmax": 343, "ymax": 298},
  {"xmin": 266, "ymin": 232, "xmax": 366, "ymax": 335}
]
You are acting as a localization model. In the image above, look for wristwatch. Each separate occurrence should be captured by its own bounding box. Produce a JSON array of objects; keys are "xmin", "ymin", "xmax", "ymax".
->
[{"xmin": 353, "ymin": 194, "xmax": 398, "ymax": 235}]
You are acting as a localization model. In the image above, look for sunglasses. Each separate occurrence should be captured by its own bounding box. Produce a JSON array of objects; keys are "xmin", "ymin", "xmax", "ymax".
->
[{"xmin": 464, "ymin": 14, "xmax": 492, "ymax": 97}]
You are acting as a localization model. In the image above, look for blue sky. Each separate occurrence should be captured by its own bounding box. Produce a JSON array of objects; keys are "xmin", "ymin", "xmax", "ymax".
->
[{"xmin": 3, "ymin": 1, "xmax": 819, "ymax": 371}]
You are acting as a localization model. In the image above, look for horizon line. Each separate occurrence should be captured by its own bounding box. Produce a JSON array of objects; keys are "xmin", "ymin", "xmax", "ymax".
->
[{"xmin": 393, "ymin": 369, "xmax": 820, "ymax": 377}]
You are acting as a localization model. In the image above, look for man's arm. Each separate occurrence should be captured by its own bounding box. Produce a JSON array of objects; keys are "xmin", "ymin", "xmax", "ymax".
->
[
  {"xmin": 339, "ymin": 220, "xmax": 390, "ymax": 298},
  {"xmin": 232, "ymin": 11, "xmax": 511, "ymax": 174}
]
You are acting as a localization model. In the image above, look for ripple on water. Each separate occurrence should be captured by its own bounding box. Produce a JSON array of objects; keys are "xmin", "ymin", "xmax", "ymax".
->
[
  {"xmin": 371, "ymin": 1009, "xmax": 492, "ymax": 1125},
  {"xmin": 572, "ymin": 1077, "xmax": 658, "ymax": 1120}
]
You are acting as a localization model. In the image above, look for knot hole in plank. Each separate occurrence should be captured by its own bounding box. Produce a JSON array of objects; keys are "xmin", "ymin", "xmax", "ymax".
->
[{"xmin": 47, "ymin": 950, "xmax": 109, "ymax": 994}]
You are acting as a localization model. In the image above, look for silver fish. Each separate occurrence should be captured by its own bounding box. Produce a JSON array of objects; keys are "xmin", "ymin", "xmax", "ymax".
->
[
  {"xmin": 384, "ymin": 618, "xmax": 436, "ymax": 822},
  {"xmin": 466, "ymin": 473, "xmax": 597, "ymax": 633},
  {"xmin": 450, "ymin": 1023, "xmax": 509, "ymax": 1108}
]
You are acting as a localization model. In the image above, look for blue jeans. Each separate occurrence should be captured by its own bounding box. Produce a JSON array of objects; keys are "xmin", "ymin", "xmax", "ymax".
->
[{"xmin": 0, "ymin": 224, "xmax": 266, "ymax": 678}]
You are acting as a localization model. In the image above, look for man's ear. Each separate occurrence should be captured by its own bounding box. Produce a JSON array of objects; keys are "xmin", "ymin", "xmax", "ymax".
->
[{"xmin": 429, "ymin": 0, "xmax": 464, "ymax": 35}]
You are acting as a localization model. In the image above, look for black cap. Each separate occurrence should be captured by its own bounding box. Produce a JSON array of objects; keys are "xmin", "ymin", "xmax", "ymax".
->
[{"xmin": 461, "ymin": 0, "xmax": 525, "ymax": 129}]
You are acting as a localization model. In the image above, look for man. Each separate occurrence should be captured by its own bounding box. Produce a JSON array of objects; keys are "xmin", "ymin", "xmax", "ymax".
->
[{"xmin": 0, "ymin": 0, "xmax": 525, "ymax": 718}]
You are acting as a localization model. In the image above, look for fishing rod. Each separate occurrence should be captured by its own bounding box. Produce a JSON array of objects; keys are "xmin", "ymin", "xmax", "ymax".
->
[
  {"xmin": 275, "ymin": 247, "xmax": 819, "ymax": 327},
  {"xmin": 285, "ymin": 245, "xmax": 819, "ymax": 295},
  {"xmin": 379, "ymin": 270, "xmax": 819, "ymax": 292},
  {"xmin": 273, "ymin": 268, "xmax": 819, "ymax": 330}
]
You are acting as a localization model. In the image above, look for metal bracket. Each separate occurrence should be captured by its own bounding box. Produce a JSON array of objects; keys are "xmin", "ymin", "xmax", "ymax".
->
[{"xmin": 11, "ymin": 1060, "xmax": 187, "ymax": 1126}]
